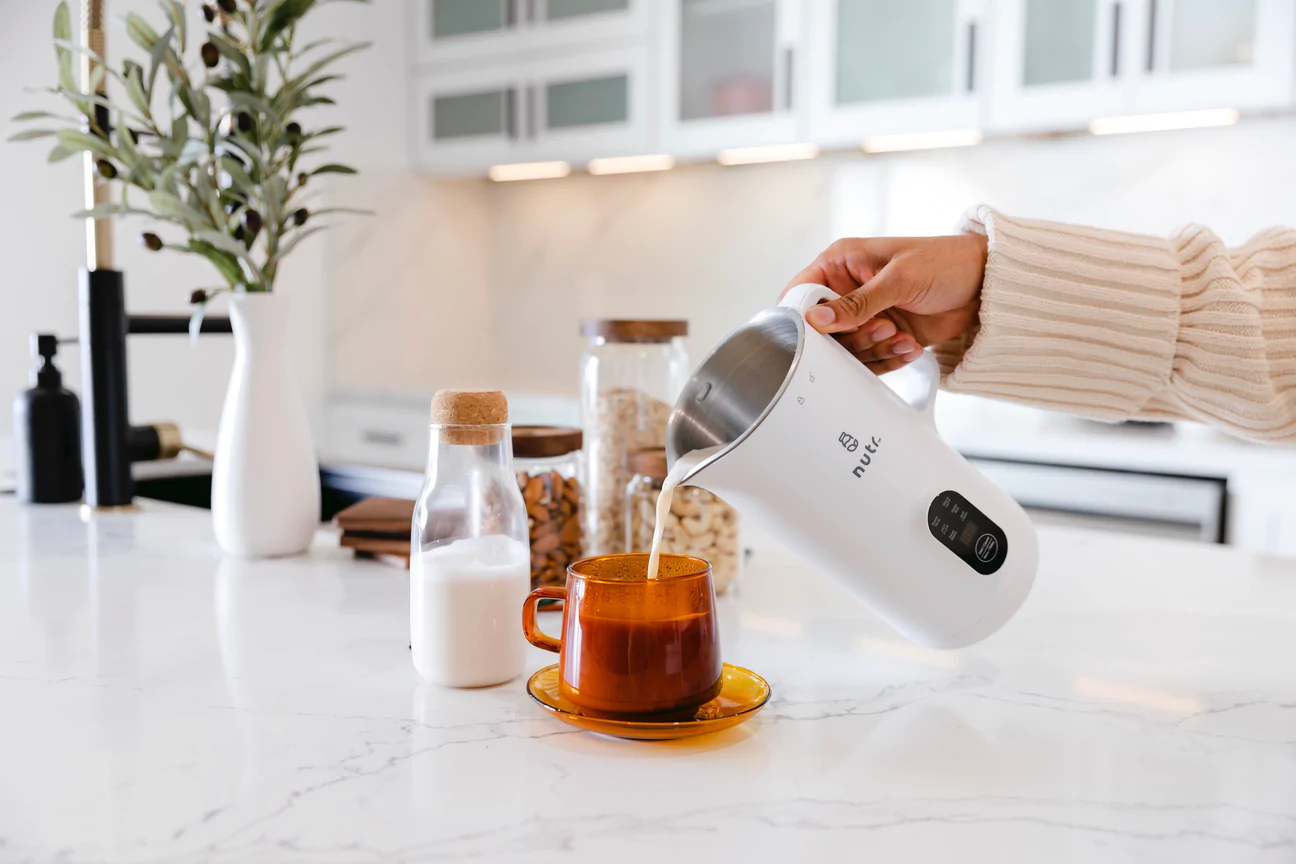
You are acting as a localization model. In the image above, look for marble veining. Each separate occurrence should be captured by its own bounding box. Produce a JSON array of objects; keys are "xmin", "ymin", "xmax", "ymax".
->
[{"xmin": 1, "ymin": 498, "xmax": 1294, "ymax": 863}]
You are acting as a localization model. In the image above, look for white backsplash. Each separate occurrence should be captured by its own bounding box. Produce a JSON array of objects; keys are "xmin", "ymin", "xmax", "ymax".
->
[{"xmin": 328, "ymin": 116, "xmax": 1296, "ymax": 406}]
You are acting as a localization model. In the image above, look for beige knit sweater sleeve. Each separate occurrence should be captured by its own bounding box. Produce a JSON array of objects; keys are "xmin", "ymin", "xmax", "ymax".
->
[{"xmin": 932, "ymin": 205, "xmax": 1296, "ymax": 443}]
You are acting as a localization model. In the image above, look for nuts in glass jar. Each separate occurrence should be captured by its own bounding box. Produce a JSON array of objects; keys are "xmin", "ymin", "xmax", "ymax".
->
[{"xmin": 512, "ymin": 426, "xmax": 584, "ymax": 589}]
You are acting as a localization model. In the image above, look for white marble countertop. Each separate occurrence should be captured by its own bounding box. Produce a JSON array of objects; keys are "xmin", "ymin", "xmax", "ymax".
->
[{"xmin": 2, "ymin": 498, "xmax": 1294, "ymax": 863}]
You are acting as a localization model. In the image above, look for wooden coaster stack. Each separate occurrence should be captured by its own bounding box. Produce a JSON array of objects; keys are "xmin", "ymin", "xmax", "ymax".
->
[{"xmin": 333, "ymin": 497, "xmax": 415, "ymax": 569}]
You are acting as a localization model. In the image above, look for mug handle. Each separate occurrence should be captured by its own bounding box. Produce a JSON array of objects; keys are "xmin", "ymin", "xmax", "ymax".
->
[
  {"xmin": 781, "ymin": 282, "xmax": 941, "ymax": 424},
  {"xmin": 522, "ymin": 586, "xmax": 566, "ymax": 653}
]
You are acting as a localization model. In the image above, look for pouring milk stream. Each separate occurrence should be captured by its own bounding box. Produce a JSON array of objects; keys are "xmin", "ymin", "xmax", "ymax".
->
[{"xmin": 651, "ymin": 284, "xmax": 1038, "ymax": 648}]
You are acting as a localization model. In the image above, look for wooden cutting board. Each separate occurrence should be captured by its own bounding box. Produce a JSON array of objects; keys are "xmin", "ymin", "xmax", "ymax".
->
[{"xmin": 333, "ymin": 497, "xmax": 415, "ymax": 536}]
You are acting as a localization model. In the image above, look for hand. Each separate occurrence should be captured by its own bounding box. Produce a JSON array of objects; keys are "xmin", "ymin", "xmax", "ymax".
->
[{"xmin": 782, "ymin": 235, "xmax": 987, "ymax": 373}]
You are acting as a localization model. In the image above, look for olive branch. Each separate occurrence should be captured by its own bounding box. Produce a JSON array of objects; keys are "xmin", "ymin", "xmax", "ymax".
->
[{"xmin": 11, "ymin": 0, "xmax": 371, "ymax": 308}]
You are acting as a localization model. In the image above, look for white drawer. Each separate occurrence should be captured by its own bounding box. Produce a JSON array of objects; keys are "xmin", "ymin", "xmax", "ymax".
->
[{"xmin": 327, "ymin": 400, "xmax": 430, "ymax": 470}]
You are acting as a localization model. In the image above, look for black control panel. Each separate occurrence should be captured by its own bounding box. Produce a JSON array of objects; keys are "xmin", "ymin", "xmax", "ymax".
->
[{"xmin": 927, "ymin": 491, "xmax": 1007, "ymax": 575}]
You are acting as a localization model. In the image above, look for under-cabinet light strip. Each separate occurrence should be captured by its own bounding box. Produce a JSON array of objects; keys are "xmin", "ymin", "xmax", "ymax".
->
[
  {"xmin": 588, "ymin": 154, "xmax": 675, "ymax": 175},
  {"xmin": 717, "ymin": 142, "xmax": 820, "ymax": 166},
  {"xmin": 863, "ymin": 128, "xmax": 983, "ymax": 153},
  {"xmin": 1089, "ymin": 108, "xmax": 1239, "ymax": 136},
  {"xmin": 487, "ymin": 161, "xmax": 571, "ymax": 182}
]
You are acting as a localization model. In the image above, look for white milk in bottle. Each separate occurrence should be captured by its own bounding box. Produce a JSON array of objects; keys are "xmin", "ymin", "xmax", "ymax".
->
[{"xmin": 411, "ymin": 389, "xmax": 531, "ymax": 687}]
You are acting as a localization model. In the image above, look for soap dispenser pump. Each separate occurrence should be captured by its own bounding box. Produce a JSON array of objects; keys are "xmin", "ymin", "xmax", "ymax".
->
[{"xmin": 13, "ymin": 333, "xmax": 83, "ymax": 503}]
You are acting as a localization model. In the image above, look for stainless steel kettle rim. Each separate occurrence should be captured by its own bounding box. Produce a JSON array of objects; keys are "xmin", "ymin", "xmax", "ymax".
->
[{"xmin": 666, "ymin": 305, "xmax": 807, "ymax": 480}]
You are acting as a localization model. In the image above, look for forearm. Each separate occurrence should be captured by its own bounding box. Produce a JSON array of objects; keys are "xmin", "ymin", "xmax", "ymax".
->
[{"xmin": 938, "ymin": 206, "xmax": 1296, "ymax": 442}]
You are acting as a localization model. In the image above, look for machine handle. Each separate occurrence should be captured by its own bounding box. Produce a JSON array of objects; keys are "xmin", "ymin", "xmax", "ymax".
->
[{"xmin": 780, "ymin": 282, "xmax": 941, "ymax": 424}]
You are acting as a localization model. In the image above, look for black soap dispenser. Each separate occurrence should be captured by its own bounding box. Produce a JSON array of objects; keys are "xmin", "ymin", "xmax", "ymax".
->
[{"xmin": 13, "ymin": 334, "xmax": 83, "ymax": 503}]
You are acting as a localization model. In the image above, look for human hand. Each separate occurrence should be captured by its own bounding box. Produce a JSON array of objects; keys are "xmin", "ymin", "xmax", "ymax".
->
[{"xmin": 782, "ymin": 234, "xmax": 987, "ymax": 373}]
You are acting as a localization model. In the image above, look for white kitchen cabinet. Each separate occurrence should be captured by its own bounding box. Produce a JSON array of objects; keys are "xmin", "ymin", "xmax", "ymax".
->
[
  {"xmin": 988, "ymin": 0, "xmax": 1131, "ymax": 131},
  {"xmin": 412, "ymin": 0, "xmax": 650, "ymax": 68},
  {"xmin": 806, "ymin": 0, "xmax": 986, "ymax": 146},
  {"xmin": 414, "ymin": 48, "xmax": 651, "ymax": 173},
  {"xmin": 657, "ymin": 0, "xmax": 805, "ymax": 158},
  {"xmin": 1125, "ymin": 0, "xmax": 1296, "ymax": 113}
]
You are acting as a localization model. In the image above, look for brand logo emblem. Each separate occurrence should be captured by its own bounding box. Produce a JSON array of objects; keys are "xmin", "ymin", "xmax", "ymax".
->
[
  {"xmin": 851, "ymin": 436, "xmax": 882, "ymax": 478},
  {"xmin": 838, "ymin": 432, "xmax": 859, "ymax": 452}
]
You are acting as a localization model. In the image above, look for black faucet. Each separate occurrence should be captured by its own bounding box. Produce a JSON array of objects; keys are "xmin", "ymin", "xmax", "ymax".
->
[{"xmin": 78, "ymin": 269, "xmax": 232, "ymax": 508}]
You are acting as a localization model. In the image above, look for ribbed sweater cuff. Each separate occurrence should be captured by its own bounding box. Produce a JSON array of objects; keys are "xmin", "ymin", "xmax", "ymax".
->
[{"xmin": 940, "ymin": 206, "xmax": 1183, "ymax": 420}]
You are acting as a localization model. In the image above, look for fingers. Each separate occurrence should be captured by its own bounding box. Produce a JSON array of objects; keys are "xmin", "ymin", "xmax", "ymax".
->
[
  {"xmin": 851, "ymin": 332, "xmax": 923, "ymax": 366},
  {"xmin": 837, "ymin": 317, "xmax": 897, "ymax": 353},
  {"xmin": 804, "ymin": 258, "xmax": 908, "ymax": 334},
  {"xmin": 865, "ymin": 356, "xmax": 916, "ymax": 375}
]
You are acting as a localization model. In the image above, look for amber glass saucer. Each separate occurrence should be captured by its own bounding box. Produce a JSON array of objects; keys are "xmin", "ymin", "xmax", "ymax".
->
[{"xmin": 526, "ymin": 663, "xmax": 771, "ymax": 740}]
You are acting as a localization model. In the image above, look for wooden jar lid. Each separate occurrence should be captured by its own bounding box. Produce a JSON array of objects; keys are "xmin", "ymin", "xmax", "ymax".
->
[
  {"xmin": 512, "ymin": 426, "xmax": 583, "ymax": 459},
  {"xmin": 580, "ymin": 319, "xmax": 688, "ymax": 343},
  {"xmin": 628, "ymin": 447, "xmax": 669, "ymax": 480},
  {"xmin": 430, "ymin": 390, "xmax": 508, "ymax": 445}
]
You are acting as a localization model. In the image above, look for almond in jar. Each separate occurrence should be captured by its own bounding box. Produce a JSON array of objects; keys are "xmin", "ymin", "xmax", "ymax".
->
[{"xmin": 512, "ymin": 426, "xmax": 584, "ymax": 590}]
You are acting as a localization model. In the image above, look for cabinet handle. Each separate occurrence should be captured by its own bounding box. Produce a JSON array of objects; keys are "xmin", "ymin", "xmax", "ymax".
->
[
  {"xmin": 1110, "ymin": 1, "xmax": 1123, "ymax": 77},
  {"xmin": 783, "ymin": 46, "xmax": 795, "ymax": 111},
  {"xmin": 965, "ymin": 20, "xmax": 978, "ymax": 92},
  {"xmin": 526, "ymin": 83, "xmax": 538, "ymax": 140},
  {"xmin": 505, "ymin": 86, "xmax": 518, "ymax": 140},
  {"xmin": 1145, "ymin": 0, "xmax": 1157, "ymax": 72},
  {"xmin": 362, "ymin": 429, "xmax": 403, "ymax": 447}
]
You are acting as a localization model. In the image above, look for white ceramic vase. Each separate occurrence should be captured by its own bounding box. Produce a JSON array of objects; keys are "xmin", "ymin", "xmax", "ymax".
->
[{"xmin": 212, "ymin": 292, "xmax": 320, "ymax": 556}]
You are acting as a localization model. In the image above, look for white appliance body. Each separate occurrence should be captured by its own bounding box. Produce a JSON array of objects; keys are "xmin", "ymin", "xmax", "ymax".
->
[{"xmin": 672, "ymin": 285, "xmax": 1038, "ymax": 649}]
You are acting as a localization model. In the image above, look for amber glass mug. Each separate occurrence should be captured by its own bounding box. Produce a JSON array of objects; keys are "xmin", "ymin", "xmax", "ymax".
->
[{"xmin": 522, "ymin": 554, "xmax": 722, "ymax": 718}]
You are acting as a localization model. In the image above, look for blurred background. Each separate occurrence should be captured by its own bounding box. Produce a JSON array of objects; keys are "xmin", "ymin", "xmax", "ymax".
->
[{"xmin": 3, "ymin": 0, "xmax": 1295, "ymax": 553}]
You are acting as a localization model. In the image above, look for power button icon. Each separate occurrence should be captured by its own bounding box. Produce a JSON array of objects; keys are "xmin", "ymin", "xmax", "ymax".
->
[{"xmin": 975, "ymin": 534, "xmax": 998, "ymax": 563}]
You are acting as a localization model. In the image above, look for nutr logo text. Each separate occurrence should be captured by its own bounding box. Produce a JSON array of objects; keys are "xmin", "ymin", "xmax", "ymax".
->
[{"xmin": 841, "ymin": 432, "xmax": 881, "ymax": 477}]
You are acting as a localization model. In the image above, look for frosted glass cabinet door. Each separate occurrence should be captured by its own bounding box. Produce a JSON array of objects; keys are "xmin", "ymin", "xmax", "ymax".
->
[
  {"xmin": 807, "ymin": 0, "xmax": 984, "ymax": 145},
  {"xmin": 1127, "ymin": 0, "xmax": 1295, "ymax": 112},
  {"xmin": 526, "ymin": 48, "xmax": 652, "ymax": 163},
  {"xmin": 413, "ymin": 0, "xmax": 648, "ymax": 65},
  {"xmin": 414, "ymin": 67, "xmax": 527, "ymax": 174},
  {"xmin": 659, "ymin": 0, "xmax": 804, "ymax": 156},
  {"xmin": 987, "ymin": 0, "xmax": 1130, "ymax": 131}
]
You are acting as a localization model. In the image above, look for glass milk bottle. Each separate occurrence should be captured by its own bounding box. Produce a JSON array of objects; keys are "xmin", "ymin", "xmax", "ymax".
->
[{"xmin": 411, "ymin": 390, "xmax": 530, "ymax": 687}]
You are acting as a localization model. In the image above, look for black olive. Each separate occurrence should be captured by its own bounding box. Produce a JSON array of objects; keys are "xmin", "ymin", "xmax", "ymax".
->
[
  {"xmin": 296, "ymin": 171, "xmax": 307, "ymax": 187},
  {"xmin": 243, "ymin": 209, "xmax": 262, "ymax": 235},
  {"xmin": 140, "ymin": 232, "xmax": 163, "ymax": 251},
  {"xmin": 292, "ymin": 208, "xmax": 309, "ymax": 227},
  {"xmin": 189, "ymin": 289, "xmax": 208, "ymax": 305},
  {"xmin": 201, "ymin": 42, "xmax": 219, "ymax": 68},
  {"xmin": 201, "ymin": 5, "xmax": 216, "ymax": 23},
  {"xmin": 217, "ymin": 0, "xmax": 236, "ymax": 13},
  {"xmin": 95, "ymin": 159, "xmax": 117, "ymax": 179},
  {"xmin": 285, "ymin": 121, "xmax": 302, "ymax": 137},
  {"xmin": 236, "ymin": 112, "xmax": 253, "ymax": 133}
]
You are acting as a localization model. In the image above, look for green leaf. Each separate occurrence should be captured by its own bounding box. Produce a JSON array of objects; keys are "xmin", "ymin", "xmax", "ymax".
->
[
  {"xmin": 301, "ymin": 124, "xmax": 345, "ymax": 141},
  {"xmin": 54, "ymin": 128, "xmax": 117, "ymax": 160},
  {"xmin": 285, "ymin": 42, "xmax": 369, "ymax": 93},
  {"xmin": 260, "ymin": 0, "xmax": 316, "ymax": 51},
  {"xmin": 70, "ymin": 203, "xmax": 145, "ymax": 219},
  {"xmin": 186, "ymin": 239, "xmax": 244, "ymax": 286},
  {"xmin": 47, "ymin": 144, "xmax": 78, "ymax": 163},
  {"xmin": 310, "ymin": 163, "xmax": 357, "ymax": 176},
  {"xmin": 53, "ymin": 3, "xmax": 76, "ymax": 95},
  {"xmin": 159, "ymin": 0, "xmax": 186, "ymax": 52},
  {"xmin": 178, "ymin": 138, "xmax": 207, "ymax": 165},
  {"xmin": 124, "ymin": 13, "xmax": 161, "ymax": 53},
  {"xmin": 124, "ymin": 64, "xmax": 149, "ymax": 117},
  {"xmin": 149, "ymin": 190, "xmax": 208, "ymax": 228},
  {"xmin": 8, "ymin": 129, "xmax": 58, "ymax": 142},
  {"xmin": 219, "ymin": 155, "xmax": 256, "ymax": 195},
  {"xmin": 171, "ymin": 115, "xmax": 189, "ymax": 145},
  {"xmin": 11, "ymin": 111, "xmax": 65, "ymax": 122},
  {"xmin": 194, "ymin": 229, "xmax": 248, "ymax": 258},
  {"xmin": 147, "ymin": 24, "xmax": 176, "ymax": 97},
  {"xmin": 310, "ymin": 206, "xmax": 373, "ymax": 217},
  {"xmin": 115, "ymin": 123, "xmax": 140, "ymax": 168},
  {"xmin": 177, "ymin": 85, "xmax": 211, "ymax": 129},
  {"xmin": 273, "ymin": 225, "xmax": 324, "ymax": 259},
  {"xmin": 226, "ymin": 90, "xmax": 274, "ymax": 118},
  {"xmin": 208, "ymin": 31, "xmax": 252, "ymax": 80}
]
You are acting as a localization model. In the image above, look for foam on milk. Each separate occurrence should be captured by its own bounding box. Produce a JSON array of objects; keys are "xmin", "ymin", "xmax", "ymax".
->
[
  {"xmin": 411, "ymin": 534, "xmax": 530, "ymax": 687},
  {"xmin": 646, "ymin": 446, "xmax": 722, "ymax": 580}
]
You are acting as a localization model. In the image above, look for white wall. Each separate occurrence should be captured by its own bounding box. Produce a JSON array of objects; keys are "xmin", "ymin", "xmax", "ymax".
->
[
  {"xmin": 329, "ymin": 115, "xmax": 1296, "ymax": 405},
  {"xmin": 0, "ymin": 0, "xmax": 406, "ymax": 451}
]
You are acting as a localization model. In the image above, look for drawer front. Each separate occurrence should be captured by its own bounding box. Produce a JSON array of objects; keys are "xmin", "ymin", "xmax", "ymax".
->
[{"xmin": 328, "ymin": 402, "xmax": 430, "ymax": 470}]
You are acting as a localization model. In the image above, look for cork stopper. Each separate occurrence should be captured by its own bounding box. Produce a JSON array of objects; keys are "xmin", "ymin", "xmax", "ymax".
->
[
  {"xmin": 580, "ymin": 319, "xmax": 688, "ymax": 343},
  {"xmin": 430, "ymin": 390, "xmax": 508, "ymax": 445},
  {"xmin": 628, "ymin": 447, "xmax": 669, "ymax": 480}
]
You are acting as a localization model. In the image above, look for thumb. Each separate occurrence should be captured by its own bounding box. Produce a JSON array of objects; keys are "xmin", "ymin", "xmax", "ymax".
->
[{"xmin": 804, "ymin": 259, "xmax": 909, "ymax": 334}]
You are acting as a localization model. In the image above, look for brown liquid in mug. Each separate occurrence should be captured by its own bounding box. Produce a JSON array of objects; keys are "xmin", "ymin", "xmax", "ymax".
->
[{"xmin": 558, "ymin": 560, "xmax": 722, "ymax": 718}]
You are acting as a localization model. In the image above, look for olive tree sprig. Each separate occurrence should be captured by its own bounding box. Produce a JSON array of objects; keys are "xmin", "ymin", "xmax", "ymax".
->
[{"xmin": 11, "ymin": 0, "xmax": 371, "ymax": 302}]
